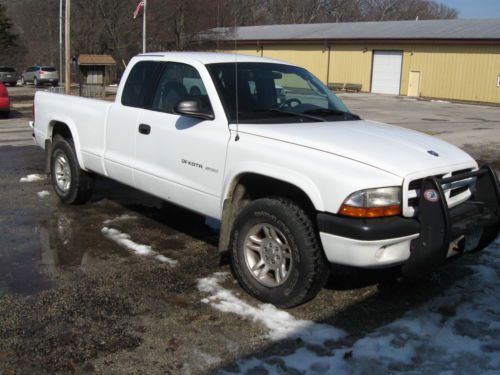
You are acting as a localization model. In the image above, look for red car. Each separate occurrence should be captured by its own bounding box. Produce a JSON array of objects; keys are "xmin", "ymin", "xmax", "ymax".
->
[{"xmin": 0, "ymin": 81, "xmax": 9, "ymax": 118}]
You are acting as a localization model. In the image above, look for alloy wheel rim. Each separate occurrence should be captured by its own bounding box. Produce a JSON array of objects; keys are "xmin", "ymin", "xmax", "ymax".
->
[
  {"xmin": 54, "ymin": 151, "xmax": 71, "ymax": 192},
  {"xmin": 243, "ymin": 223, "xmax": 293, "ymax": 287}
]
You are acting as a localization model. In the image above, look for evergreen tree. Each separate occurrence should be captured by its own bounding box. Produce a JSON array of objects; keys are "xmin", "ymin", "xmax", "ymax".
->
[{"xmin": 0, "ymin": 4, "xmax": 17, "ymax": 51}]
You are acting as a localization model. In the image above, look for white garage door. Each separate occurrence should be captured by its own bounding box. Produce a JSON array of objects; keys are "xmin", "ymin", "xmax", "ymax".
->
[{"xmin": 371, "ymin": 51, "xmax": 403, "ymax": 95}]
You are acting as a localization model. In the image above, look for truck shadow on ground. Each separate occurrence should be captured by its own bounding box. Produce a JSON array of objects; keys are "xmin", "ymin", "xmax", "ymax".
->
[{"xmin": 89, "ymin": 175, "xmax": 220, "ymax": 248}]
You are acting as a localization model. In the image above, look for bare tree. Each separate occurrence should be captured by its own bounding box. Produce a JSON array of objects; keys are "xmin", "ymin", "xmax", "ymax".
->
[{"xmin": 0, "ymin": 0, "xmax": 459, "ymax": 68}]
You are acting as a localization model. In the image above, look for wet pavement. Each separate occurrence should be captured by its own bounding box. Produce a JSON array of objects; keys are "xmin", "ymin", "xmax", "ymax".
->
[{"xmin": 0, "ymin": 88, "xmax": 499, "ymax": 374}]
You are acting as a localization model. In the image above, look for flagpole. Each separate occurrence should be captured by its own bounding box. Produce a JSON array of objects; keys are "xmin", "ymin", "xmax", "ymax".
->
[{"xmin": 142, "ymin": 0, "xmax": 147, "ymax": 53}]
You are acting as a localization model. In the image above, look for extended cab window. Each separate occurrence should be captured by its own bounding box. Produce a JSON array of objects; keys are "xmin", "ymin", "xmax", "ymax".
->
[
  {"xmin": 151, "ymin": 62, "xmax": 212, "ymax": 115},
  {"xmin": 122, "ymin": 61, "xmax": 161, "ymax": 108}
]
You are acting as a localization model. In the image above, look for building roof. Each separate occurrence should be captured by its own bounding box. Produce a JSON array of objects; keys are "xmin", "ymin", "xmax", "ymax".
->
[
  {"xmin": 205, "ymin": 19, "xmax": 500, "ymax": 42},
  {"xmin": 78, "ymin": 54, "xmax": 116, "ymax": 66}
]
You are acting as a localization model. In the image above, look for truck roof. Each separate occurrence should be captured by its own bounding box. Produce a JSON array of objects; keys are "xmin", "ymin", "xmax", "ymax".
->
[{"xmin": 136, "ymin": 52, "xmax": 292, "ymax": 66}]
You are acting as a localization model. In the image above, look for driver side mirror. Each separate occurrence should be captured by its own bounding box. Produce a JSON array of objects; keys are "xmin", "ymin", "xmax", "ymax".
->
[{"xmin": 173, "ymin": 99, "xmax": 214, "ymax": 120}]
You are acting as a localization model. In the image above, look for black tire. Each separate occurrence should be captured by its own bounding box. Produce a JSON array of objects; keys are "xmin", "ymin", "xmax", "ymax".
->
[
  {"xmin": 50, "ymin": 135, "xmax": 94, "ymax": 204},
  {"xmin": 52, "ymin": 81, "xmax": 59, "ymax": 87},
  {"xmin": 21, "ymin": 77, "xmax": 25, "ymax": 86},
  {"xmin": 34, "ymin": 77, "xmax": 39, "ymax": 87},
  {"xmin": 230, "ymin": 197, "xmax": 329, "ymax": 308}
]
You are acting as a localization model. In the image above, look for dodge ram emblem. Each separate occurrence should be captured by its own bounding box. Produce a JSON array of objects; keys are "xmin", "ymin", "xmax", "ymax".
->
[
  {"xmin": 423, "ymin": 189, "xmax": 439, "ymax": 202},
  {"xmin": 427, "ymin": 150, "xmax": 439, "ymax": 157}
]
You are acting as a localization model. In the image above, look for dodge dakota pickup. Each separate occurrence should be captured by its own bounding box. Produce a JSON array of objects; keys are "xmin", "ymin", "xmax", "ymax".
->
[{"xmin": 30, "ymin": 52, "xmax": 500, "ymax": 307}]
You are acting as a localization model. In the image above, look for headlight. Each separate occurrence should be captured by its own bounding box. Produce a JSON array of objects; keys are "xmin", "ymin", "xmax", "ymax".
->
[{"xmin": 340, "ymin": 187, "xmax": 401, "ymax": 218}]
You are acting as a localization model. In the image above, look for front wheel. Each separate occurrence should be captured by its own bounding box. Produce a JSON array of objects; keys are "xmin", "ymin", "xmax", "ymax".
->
[
  {"xmin": 50, "ymin": 135, "xmax": 94, "ymax": 204},
  {"xmin": 33, "ymin": 77, "xmax": 39, "ymax": 87},
  {"xmin": 230, "ymin": 198, "xmax": 329, "ymax": 308}
]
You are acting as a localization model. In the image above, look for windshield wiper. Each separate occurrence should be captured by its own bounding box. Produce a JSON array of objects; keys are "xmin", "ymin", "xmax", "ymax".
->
[
  {"xmin": 264, "ymin": 108, "xmax": 326, "ymax": 122},
  {"xmin": 303, "ymin": 108, "xmax": 361, "ymax": 120}
]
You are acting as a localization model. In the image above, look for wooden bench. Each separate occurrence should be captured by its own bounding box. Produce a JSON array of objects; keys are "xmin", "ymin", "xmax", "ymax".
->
[
  {"xmin": 328, "ymin": 83, "xmax": 345, "ymax": 91},
  {"xmin": 328, "ymin": 83, "xmax": 362, "ymax": 93},
  {"xmin": 345, "ymin": 83, "xmax": 362, "ymax": 92}
]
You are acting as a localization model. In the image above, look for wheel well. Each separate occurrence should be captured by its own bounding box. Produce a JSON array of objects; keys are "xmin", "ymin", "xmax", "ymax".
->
[
  {"xmin": 218, "ymin": 173, "xmax": 317, "ymax": 252},
  {"xmin": 45, "ymin": 121, "xmax": 73, "ymax": 173},
  {"xmin": 51, "ymin": 121, "xmax": 73, "ymax": 140}
]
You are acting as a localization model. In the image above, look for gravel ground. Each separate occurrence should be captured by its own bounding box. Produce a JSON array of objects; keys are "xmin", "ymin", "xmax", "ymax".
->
[{"xmin": 0, "ymin": 87, "xmax": 498, "ymax": 374}]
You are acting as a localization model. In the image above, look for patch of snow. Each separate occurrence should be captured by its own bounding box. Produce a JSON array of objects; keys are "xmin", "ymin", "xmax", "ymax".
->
[
  {"xmin": 37, "ymin": 190, "xmax": 50, "ymax": 198},
  {"xmin": 20, "ymin": 174, "xmax": 46, "ymax": 182},
  {"xmin": 197, "ymin": 273, "xmax": 346, "ymax": 345},
  {"xmin": 103, "ymin": 214, "xmax": 137, "ymax": 225},
  {"xmin": 192, "ymin": 348, "xmax": 221, "ymax": 366},
  {"xmin": 431, "ymin": 99, "xmax": 450, "ymax": 104},
  {"xmin": 215, "ymin": 239, "xmax": 500, "ymax": 374},
  {"xmin": 101, "ymin": 226, "xmax": 177, "ymax": 266},
  {"xmin": 155, "ymin": 254, "xmax": 178, "ymax": 267}
]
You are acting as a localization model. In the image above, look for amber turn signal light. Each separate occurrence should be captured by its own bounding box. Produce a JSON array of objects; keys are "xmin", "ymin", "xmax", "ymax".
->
[{"xmin": 339, "ymin": 204, "xmax": 401, "ymax": 218}]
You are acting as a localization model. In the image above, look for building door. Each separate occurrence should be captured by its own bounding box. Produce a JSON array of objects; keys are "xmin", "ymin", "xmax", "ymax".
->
[
  {"xmin": 408, "ymin": 71, "xmax": 421, "ymax": 97},
  {"xmin": 371, "ymin": 51, "xmax": 403, "ymax": 95}
]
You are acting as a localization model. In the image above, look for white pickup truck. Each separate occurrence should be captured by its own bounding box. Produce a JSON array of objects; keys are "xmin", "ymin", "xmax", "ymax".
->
[{"xmin": 31, "ymin": 52, "xmax": 499, "ymax": 307}]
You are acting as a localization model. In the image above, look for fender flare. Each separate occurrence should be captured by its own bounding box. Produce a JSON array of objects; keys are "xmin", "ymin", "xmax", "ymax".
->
[
  {"xmin": 48, "ymin": 115, "xmax": 87, "ymax": 171},
  {"xmin": 222, "ymin": 162, "xmax": 325, "ymax": 212}
]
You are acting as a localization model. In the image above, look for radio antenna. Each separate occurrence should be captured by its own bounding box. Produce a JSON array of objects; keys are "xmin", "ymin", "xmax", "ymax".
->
[{"xmin": 234, "ymin": 18, "xmax": 240, "ymax": 142}]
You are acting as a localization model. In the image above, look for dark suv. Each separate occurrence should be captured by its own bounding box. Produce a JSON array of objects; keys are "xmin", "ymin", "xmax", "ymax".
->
[{"xmin": 0, "ymin": 67, "xmax": 18, "ymax": 86}]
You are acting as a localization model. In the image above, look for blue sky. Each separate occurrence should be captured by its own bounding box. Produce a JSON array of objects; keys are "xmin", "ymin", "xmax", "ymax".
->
[{"xmin": 439, "ymin": 0, "xmax": 500, "ymax": 18}]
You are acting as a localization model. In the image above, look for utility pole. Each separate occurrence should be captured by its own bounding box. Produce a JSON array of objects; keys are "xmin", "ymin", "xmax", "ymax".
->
[
  {"xmin": 64, "ymin": 0, "xmax": 71, "ymax": 94},
  {"xmin": 143, "ymin": 0, "xmax": 147, "ymax": 53},
  {"xmin": 59, "ymin": 0, "xmax": 63, "ymax": 86}
]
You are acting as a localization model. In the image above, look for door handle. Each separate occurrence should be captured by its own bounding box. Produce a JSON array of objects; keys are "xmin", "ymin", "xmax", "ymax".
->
[{"xmin": 138, "ymin": 124, "xmax": 151, "ymax": 135}]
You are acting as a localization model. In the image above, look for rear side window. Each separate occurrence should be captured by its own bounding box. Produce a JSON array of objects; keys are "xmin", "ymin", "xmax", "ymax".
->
[
  {"xmin": 122, "ymin": 61, "xmax": 162, "ymax": 108},
  {"xmin": 42, "ymin": 67, "xmax": 56, "ymax": 72}
]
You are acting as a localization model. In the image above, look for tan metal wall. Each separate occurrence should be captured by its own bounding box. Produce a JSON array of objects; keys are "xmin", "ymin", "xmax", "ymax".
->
[
  {"xmin": 222, "ymin": 42, "xmax": 500, "ymax": 104},
  {"xmin": 407, "ymin": 45, "xmax": 500, "ymax": 103}
]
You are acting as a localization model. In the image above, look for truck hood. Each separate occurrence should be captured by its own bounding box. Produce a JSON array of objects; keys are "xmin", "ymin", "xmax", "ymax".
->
[{"xmin": 235, "ymin": 120, "xmax": 476, "ymax": 177}]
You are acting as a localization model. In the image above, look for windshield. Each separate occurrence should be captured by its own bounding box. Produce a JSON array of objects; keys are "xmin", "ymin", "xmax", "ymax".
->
[
  {"xmin": 42, "ymin": 67, "xmax": 57, "ymax": 72},
  {"xmin": 0, "ymin": 67, "xmax": 15, "ymax": 73},
  {"xmin": 207, "ymin": 62, "xmax": 358, "ymax": 123}
]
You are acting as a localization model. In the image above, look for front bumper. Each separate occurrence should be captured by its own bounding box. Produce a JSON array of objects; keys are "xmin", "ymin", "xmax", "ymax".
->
[
  {"xmin": 2, "ymin": 79, "xmax": 16, "ymax": 84},
  {"xmin": 318, "ymin": 165, "xmax": 500, "ymax": 273}
]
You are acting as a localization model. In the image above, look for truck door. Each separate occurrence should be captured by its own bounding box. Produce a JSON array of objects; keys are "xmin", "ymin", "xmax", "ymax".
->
[
  {"xmin": 104, "ymin": 61, "xmax": 162, "ymax": 187},
  {"xmin": 134, "ymin": 61, "xmax": 230, "ymax": 219}
]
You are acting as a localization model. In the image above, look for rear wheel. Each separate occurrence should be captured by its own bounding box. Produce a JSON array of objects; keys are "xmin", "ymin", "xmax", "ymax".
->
[
  {"xmin": 230, "ymin": 197, "xmax": 329, "ymax": 308},
  {"xmin": 50, "ymin": 135, "xmax": 94, "ymax": 204},
  {"xmin": 34, "ymin": 77, "xmax": 39, "ymax": 87}
]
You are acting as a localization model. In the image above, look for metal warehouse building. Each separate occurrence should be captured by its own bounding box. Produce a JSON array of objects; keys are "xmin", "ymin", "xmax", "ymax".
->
[{"xmin": 212, "ymin": 19, "xmax": 500, "ymax": 104}]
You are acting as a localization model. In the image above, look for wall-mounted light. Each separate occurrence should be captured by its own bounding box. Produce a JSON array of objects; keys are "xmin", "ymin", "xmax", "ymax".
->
[{"xmin": 362, "ymin": 48, "xmax": 368, "ymax": 53}]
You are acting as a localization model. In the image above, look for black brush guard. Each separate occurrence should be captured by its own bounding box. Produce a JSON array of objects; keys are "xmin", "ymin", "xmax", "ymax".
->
[{"xmin": 402, "ymin": 165, "xmax": 500, "ymax": 278}]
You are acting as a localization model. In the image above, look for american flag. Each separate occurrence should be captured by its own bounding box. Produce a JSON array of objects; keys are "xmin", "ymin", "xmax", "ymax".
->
[{"xmin": 133, "ymin": 0, "xmax": 145, "ymax": 19}]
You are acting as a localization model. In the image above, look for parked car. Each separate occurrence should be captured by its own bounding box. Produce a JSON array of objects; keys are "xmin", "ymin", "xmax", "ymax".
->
[
  {"xmin": 30, "ymin": 53, "xmax": 500, "ymax": 307},
  {"xmin": 22, "ymin": 66, "xmax": 59, "ymax": 87},
  {"xmin": 0, "ymin": 67, "xmax": 18, "ymax": 86},
  {"xmin": 0, "ymin": 81, "xmax": 10, "ymax": 118}
]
